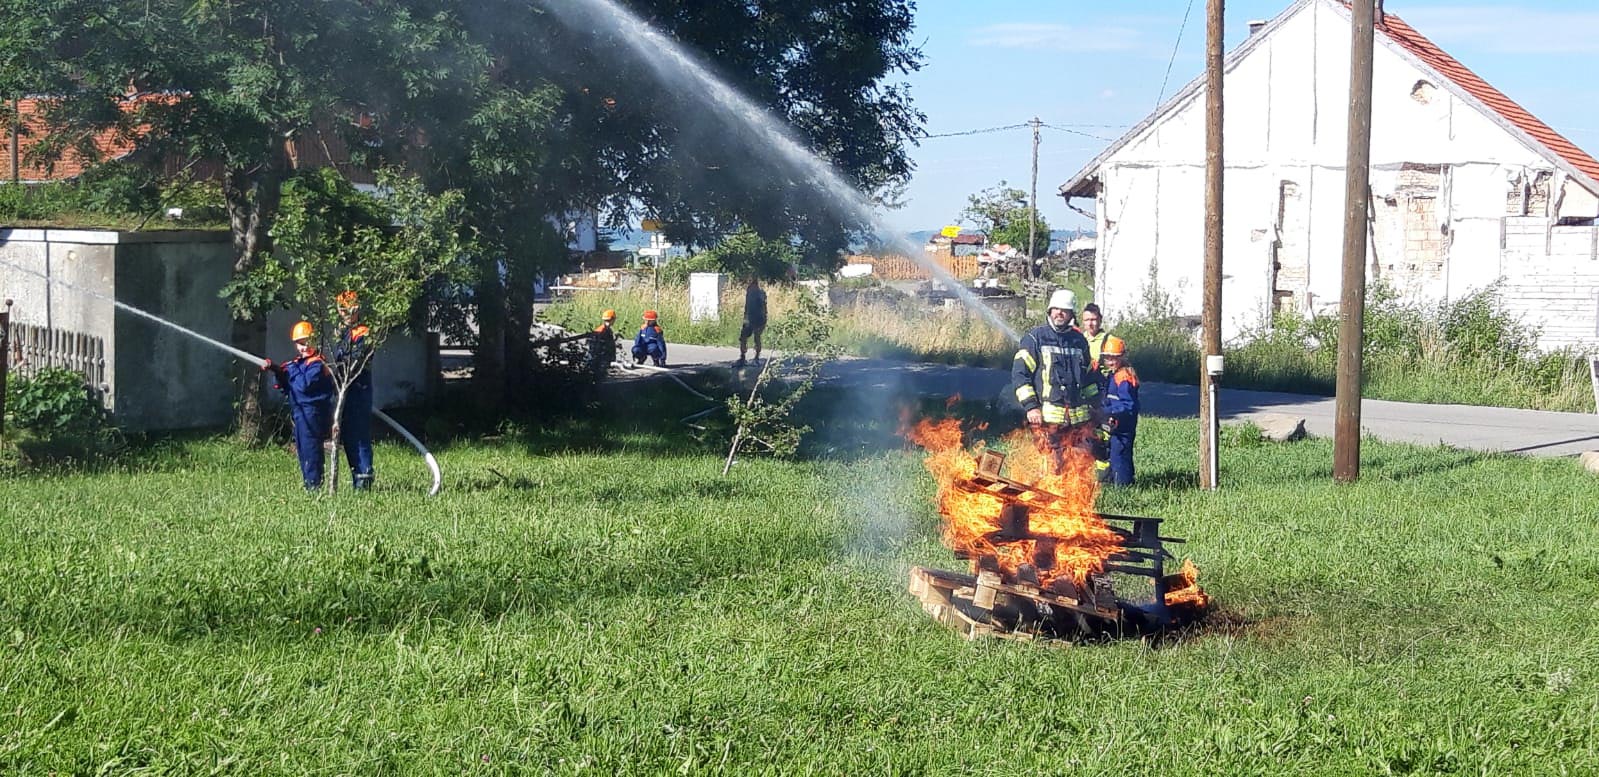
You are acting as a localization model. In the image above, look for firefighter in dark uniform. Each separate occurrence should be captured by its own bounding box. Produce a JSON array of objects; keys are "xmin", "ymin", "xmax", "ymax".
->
[
  {"xmin": 334, "ymin": 290, "xmax": 375, "ymax": 490},
  {"xmin": 263, "ymin": 321, "xmax": 334, "ymax": 490},
  {"xmin": 1012, "ymin": 289, "xmax": 1100, "ymax": 472}
]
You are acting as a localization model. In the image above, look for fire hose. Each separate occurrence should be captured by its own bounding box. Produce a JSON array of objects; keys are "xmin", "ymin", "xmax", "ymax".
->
[{"xmin": 0, "ymin": 257, "xmax": 443, "ymax": 495}]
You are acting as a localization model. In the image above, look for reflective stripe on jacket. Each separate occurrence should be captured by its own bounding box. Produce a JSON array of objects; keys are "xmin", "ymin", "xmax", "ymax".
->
[{"xmin": 1012, "ymin": 323, "xmax": 1098, "ymax": 424}]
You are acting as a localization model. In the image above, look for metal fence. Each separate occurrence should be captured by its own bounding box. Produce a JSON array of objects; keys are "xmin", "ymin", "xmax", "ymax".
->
[{"xmin": 5, "ymin": 321, "xmax": 107, "ymax": 388}]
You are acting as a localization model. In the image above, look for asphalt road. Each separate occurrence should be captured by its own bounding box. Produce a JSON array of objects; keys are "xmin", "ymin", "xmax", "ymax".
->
[{"xmin": 651, "ymin": 343, "xmax": 1599, "ymax": 458}]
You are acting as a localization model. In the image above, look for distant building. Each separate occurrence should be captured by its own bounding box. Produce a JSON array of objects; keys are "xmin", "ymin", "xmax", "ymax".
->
[
  {"xmin": 924, "ymin": 232, "xmax": 986, "ymax": 259},
  {"xmin": 1060, "ymin": 0, "xmax": 1599, "ymax": 350}
]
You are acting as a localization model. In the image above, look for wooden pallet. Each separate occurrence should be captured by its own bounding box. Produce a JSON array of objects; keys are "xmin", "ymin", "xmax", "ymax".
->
[{"xmin": 908, "ymin": 565, "xmax": 1122, "ymax": 642}]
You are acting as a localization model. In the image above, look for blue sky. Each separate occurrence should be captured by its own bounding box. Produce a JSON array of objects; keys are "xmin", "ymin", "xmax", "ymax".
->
[{"xmin": 888, "ymin": 0, "xmax": 1599, "ymax": 233}]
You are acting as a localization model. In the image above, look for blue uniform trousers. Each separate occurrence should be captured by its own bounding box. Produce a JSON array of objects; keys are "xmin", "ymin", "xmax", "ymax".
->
[
  {"xmin": 292, "ymin": 405, "xmax": 331, "ymax": 490},
  {"xmin": 1106, "ymin": 433, "xmax": 1135, "ymax": 486},
  {"xmin": 341, "ymin": 384, "xmax": 375, "ymax": 489}
]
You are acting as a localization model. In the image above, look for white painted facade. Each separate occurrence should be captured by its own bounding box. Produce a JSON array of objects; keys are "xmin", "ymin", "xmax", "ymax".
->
[{"xmin": 1062, "ymin": 0, "xmax": 1599, "ymax": 350}]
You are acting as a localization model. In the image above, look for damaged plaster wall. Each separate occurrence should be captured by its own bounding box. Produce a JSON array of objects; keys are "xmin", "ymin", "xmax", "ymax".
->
[{"xmin": 1084, "ymin": 0, "xmax": 1598, "ymax": 349}]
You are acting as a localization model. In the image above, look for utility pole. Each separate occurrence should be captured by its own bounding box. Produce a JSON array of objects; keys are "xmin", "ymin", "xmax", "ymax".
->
[
  {"xmin": 1335, "ymin": 0, "xmax": 1376, "ymax": 482},
  {"xmin": 9, "ymin": 97, "xmax": 19, "ymax": 184},
  {"xmin": 1199, "ymin": 0, "xmax": 1225, "ymax": 491},
  {"xmin": 1027, "ymin": 116, "xmax": 1042, "ymax": 278}
]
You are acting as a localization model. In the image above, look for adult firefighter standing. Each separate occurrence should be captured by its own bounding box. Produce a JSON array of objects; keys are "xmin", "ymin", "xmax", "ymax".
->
[
  {"xmin": 334, "ymin": 290, "xmax": 375, "ymax": 490},
  {"xmin": 1013, "ymin": 290, "xmax": 1100, "ymax": 471}
]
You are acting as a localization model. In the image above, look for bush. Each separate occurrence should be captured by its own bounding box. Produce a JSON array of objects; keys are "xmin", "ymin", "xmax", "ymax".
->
[
  {"xmin": 1113, "ymin": 273, "xmax": 1595, "ymax": 412},
  {"xmin": 4, "ymin": 367, "xmax": 119, "ymax": 463}
]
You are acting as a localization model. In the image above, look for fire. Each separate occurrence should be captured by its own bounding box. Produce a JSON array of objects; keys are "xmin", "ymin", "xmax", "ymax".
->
[
  {"xmin": 1163, "ymin": 559, "xmax": 1210, "ymax": 609},
  {"xmin": 906, "ymin": 417, "xmax": 1124, "ymax": 589}
]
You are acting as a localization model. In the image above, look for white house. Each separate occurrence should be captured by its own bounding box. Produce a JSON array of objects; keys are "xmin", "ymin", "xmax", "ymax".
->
[{"xmin": 1060, "ymin": 0, "xmax": 1599, "ymax": 350}]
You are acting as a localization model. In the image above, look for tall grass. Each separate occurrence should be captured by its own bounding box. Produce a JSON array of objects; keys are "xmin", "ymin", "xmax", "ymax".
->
[
  {"xmin": 547, "ymin": 281, "xmax": 1015, "ymax": 367},
  {"xmin": 1117, "ymin": 279, "xmax": 1596, "ymax": 413}
]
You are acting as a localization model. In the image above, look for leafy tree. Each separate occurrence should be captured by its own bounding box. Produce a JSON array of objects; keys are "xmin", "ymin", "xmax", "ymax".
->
[
  {"xmin": 699, "ymin": 226, "xmax": 798, "ymax": 282},
  {"xmin": 233, "ymin": 168, "xmax": 469, "ymax": 492},
  {"xmin": 10, "ymin": 0, "xmax": 478, "ymax": 439},
  {"xmin": 961, "ymin": 181, "xmax": 1052, "ymax": 263}
]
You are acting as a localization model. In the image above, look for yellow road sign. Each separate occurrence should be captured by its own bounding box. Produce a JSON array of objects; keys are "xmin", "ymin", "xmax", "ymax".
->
[{"xmin": 939, "ymin": 225, "xmax": 961, "ymax": 238}]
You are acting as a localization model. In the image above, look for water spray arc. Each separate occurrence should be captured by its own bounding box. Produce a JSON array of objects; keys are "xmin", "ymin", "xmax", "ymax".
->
[
  {"xmin": 0, "ymin": 256, "xmax": 443, "ymax": 495},
  {"xmin": 542, "ymin": 0, "xmax": 1021, "ymax": 342}
]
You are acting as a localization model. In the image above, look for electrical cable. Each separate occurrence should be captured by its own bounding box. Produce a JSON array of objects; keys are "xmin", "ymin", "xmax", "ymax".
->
[{"xmin": 1157, "ymin": 0, "xmax": 1199, "ymax": 106}]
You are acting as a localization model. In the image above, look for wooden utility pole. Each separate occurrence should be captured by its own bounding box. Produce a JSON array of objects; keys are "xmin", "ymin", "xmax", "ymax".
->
[
  {"xmin": 1198, "ymin": 0, "xmax": 1224, "ymax": 491},
  {"xmin": 1335, "ymin": 0, "xmax": 1376, "ymax": 482},
  {"xmin": 0, "ymin": 300, "xmax": 11, "ymax": 442},
  {"xmin": 1027, "ymin": 116, "xmax": 1042, "ymax": 278},
  {"xmin": 9, "ymin": 98, "xmax": 19, "ymax": 184}
]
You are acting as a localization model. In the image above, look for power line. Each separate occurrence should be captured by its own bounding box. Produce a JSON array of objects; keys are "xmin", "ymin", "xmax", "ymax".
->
[
  {"xmin": 924, "ymin": 122, "xmax": 1115, "ymax": 142},
  {"xmin": 1039, "ymin": 123, "xmax": 1114, "ymax": 142},
  {"xmin": 922, "ymin": 122, "xmax": 1030, "ymax": 139},
  {"xmin": 1156, "ymin": 0, "xmax": 1199, "ymax": 107}
]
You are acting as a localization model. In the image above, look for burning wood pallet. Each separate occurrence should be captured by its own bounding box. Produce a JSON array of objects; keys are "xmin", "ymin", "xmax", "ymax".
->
[{"xmin": 910, "ymin": 449, "xmax": 1207, "ymax": 642}]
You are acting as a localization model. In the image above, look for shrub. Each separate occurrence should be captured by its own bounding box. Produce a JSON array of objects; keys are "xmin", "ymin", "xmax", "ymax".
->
[
  {"xmin": 3, "ymin": 367, "xmax": 119, "ymax": 463},
  {"xmin": 1115, "ymin": 272, "xmax": 1594, "ymax": 412}
]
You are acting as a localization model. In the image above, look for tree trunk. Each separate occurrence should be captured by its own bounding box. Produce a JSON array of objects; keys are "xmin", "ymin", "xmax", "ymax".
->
[
  {"xmin": 230, "ymin": 318, "xmax": 268, "ymax": 443},
  {"xmin": 326, "ymin": 384, "xmax": 346, "ymax": 496},
  {"xmin": 221, "ymin": 149, "xmax": 286, "ymax": 443},
  {"xmin": 472, "ymin": 261, "xmax": 507, "ymax": 413},
  {"xmin": 503, "ymin": 253, "xmax": 537, "ymax": 403}
]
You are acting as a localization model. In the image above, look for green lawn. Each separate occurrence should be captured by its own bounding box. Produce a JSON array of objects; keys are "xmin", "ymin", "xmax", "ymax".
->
[{"xmin": 3, "ymin": 386, "xmax": 1598, "ymax": 774}]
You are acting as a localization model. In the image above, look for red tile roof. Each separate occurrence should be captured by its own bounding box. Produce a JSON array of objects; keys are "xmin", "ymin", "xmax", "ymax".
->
[
  {"xmin": 2, "ymin": 97, "xmax": 152, "ymax": 182},
  {"xmin": 1377, "ymin": 9, "xmax": 1599, "ymax": 187}
]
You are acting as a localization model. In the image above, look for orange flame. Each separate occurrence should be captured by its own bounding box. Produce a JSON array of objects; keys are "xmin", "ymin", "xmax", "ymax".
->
[
  {"xmin": 1163, "ymin": 559, "xmax": 1210, "ymax": 609},
  {"xmin": 907, "ymin": 417, "xmax": 1124, "ymax": 589}
]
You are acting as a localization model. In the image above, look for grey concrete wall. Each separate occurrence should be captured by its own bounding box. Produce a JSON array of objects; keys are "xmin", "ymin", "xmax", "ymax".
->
[
  {"xmin": 2, "ymin": 228, "xmax": 435, "ymax": 431},
  {"xmin": 112, "ymin": 235, "xmax": 237, "ymax": 430}
]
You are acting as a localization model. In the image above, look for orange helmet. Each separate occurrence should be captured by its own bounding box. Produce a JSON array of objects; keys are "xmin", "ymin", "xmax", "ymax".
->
[
  {"xmin": 602, "ymin": 309, "xmax": 616, "ymax": 321},
  {"xmin": 336, "ymin": 290, "xmax": 359, "ymax": 308},
  {"xmin": 1102, "ymin": 335, "xmax": 1127, "ymax": 357},
  {"xmin": 290, "ymin": 321, "xmax": 315, "ymax": 341},
  {"xmin": 642, "ymin": 309, "xmax": 658, "ymax": 321}
]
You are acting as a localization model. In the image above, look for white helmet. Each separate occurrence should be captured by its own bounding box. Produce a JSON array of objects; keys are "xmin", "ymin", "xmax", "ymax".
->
[{"xmin": 1047, "ymin": 289, "xmax": 1077, "ymax": 312}]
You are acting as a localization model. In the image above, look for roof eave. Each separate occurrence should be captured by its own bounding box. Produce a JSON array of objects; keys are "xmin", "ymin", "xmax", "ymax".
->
[{"xmin": 1057, "ymin": 0, "xmax": 1320, "ymax": 202}]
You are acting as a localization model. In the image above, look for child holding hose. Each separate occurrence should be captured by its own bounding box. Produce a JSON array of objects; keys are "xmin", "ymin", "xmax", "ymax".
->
[{"xmin": 262, "ymin": 321, "xmax": 334, "ymax": 490}]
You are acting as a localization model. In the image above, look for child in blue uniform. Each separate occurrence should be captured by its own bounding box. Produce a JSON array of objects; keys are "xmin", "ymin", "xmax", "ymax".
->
[
  {"xmin": 263, "ymin": 321, "xmax": 334, "ymax": 490},
  {"xmin": 1098, "ymin": 336, "xmax": 1140, "ymax": 486},
  {"xmin": 333, "ymin": 290, "xmax": 375, "ymax": 490},
  {"xmin": 632, "ymin": 309, "xmax": 667, "ymax": 367}
]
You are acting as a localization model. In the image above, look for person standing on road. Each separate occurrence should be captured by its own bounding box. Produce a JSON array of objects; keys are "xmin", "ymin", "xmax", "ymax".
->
[
  {"xmin": 1080, "ymin": 302, "xmax": 1112, "ymax": 373},
  {"xmin": 334, "ymin": 290, "xmax": 375, "ymax": 491},
  {"xmin": 263, "ymin": 321, "xmax": 334, "ymax": 491},
  {"xmin": 633, "ymin": 309, "xmax": 668, "ymax": 367},
  {"xmin": 1013, "ymin": 289, "xmax": 1100, "ymax": 472},
  {"xmin": 1097, "ymin": 336, "xmax": 1140, "ymax": 485},
  {"xmin": 735, "ymin": 277, "xmax": 767, "ymax": 369}
]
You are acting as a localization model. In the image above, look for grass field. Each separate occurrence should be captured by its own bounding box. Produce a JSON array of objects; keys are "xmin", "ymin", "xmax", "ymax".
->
[{"xmin": 3, "ymin": 384, "xmax": 1598, "ymax": 774}]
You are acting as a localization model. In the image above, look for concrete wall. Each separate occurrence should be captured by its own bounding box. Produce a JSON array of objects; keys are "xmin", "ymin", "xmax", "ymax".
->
[
  {"xmin": 1084, "ymin": 0, "xmax": 1599, "ymax": 351},
  {"xmin": 0, "ymin": 228, "xmax": 434, "ymax": 430}
]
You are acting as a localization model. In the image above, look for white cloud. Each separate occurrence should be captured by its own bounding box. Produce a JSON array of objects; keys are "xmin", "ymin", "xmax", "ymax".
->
[
  {"xmin": 968, "ymin": 22, "xmax": 1143, "ymax": 52},
  {"xmin": 1399, "ymin": 6, "xmax": 1599, "ymax": 54}
]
